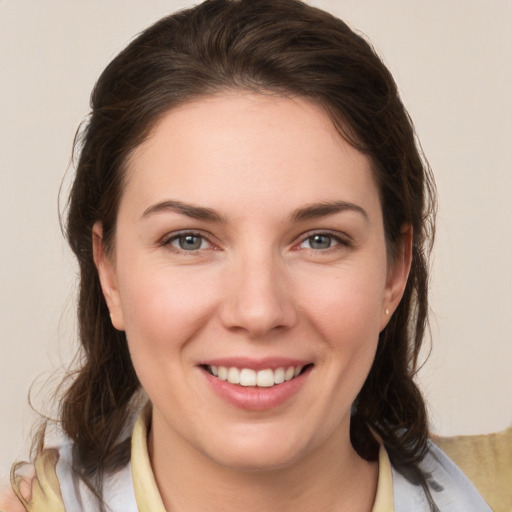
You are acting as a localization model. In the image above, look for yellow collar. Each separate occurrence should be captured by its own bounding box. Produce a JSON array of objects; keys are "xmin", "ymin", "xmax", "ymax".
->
[{"xmin": 131, "ymin": 405, "xmax": 166, "ymax": 511}]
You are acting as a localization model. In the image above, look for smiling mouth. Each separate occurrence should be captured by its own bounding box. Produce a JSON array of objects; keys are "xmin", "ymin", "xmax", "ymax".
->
[{"xmin": 203, "ymin": 364, "xmax": 312, "ymax": 388}]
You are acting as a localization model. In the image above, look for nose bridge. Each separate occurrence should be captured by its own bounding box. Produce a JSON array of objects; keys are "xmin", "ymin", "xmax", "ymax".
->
[{"xmin": 220, "ymin": 243, "xmax": 296, "ymax": 337}]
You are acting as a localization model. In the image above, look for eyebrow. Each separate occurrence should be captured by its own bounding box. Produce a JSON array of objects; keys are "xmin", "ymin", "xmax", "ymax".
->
[
  {"xmin": 141, "ymin": 200, "xmax": 226, "ymax": 222},
  {"xmin": 141, "ymin": 199, "xmax": 368, "ymax": 224},
  {"xmin": 290, "ymin": 200, "xmax": 369, "ymax": 223}
]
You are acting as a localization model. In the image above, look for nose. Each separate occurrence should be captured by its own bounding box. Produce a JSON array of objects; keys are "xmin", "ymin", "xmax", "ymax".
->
[{"xmin": 219, "ymin": 252, "xmax": 298, "ymax": 338}]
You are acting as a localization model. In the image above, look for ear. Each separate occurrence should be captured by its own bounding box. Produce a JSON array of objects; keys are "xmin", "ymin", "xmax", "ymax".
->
[
  {"xmin": 380, "ymin": 224, "xmax": 413, "ymax": 331},
  {"xmin": 92, "ymin": 222, "xmax": 125, "ymax": 331}
]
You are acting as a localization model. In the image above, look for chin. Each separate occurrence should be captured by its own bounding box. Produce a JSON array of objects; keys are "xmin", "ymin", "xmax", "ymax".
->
[
  {"xmin": 199, "ymin": 428, "xmax": 315, "ymax": 472},
  {"xmin": 210, "ymin": 447, "xmax": 302, "ymax": 473}
]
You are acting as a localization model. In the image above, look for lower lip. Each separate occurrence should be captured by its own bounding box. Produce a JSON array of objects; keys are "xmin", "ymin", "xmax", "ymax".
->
[{"xmin": 203, "ymin": 368, "xmax": 311, "ymax": 411}]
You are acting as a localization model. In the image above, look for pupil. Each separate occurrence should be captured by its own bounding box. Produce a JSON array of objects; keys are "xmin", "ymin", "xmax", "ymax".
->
[
  {"xmin": 179, "ymin": 235, "xmax": 201, "ymax": 250},
  {"xmin": 310, "ymin": 234, "xmax": 331, "ymax": 249}
]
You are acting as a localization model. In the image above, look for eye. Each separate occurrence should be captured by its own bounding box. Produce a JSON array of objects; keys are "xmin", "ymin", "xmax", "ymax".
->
[
  {"xmin": 164, "ymin": 232, "xmax": 212, "ymax": 252},
  {"xmin": 299, "ymin": 233, "xmax": 340, "ymax": 250}
]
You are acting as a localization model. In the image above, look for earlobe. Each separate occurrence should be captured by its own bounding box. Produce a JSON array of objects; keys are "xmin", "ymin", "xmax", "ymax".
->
[
  {"xmin": 92, "ymin": 222, "xmax": 125, "ymax": 331},
  {"xmin": 380, "ymin": 225, "xmax": 413, "ymax": 330}
]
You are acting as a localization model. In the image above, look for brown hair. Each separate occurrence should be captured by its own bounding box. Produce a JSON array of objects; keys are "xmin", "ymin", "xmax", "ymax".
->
[{"xmin": 62, "ymin": 0, "xmax": 435, "ymax": 498}]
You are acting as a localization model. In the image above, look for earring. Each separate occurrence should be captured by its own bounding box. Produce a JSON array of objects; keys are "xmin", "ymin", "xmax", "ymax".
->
[{"xmin": 385, "ymin": 308, "xmax": 390, "ymax": 315}]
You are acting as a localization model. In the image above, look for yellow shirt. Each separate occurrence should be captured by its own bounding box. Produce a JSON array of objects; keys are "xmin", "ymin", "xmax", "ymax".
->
[
  {"xmin": 10, "ymin": 408, "xmax": 395, "ymax": 511},
  {"xmin": 131, "ymin": 407, "xmax": 394, "ymax": 511}
]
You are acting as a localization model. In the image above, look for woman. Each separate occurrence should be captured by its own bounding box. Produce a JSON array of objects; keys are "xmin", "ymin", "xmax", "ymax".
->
[{"xmin": 1, "ymin": 0, "xmax": 493, "ymax": 510}]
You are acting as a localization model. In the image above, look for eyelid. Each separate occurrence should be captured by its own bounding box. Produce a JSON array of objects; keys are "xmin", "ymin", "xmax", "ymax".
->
[
  {"xmin": 159, "ymin": 229, "xmax": 218, "ymax": 252},
  {"xmin": 294, "ymin": 229, "xmax": 353, "ymax": 250},
  {"xmin": 158, "ymin": 228, "xmax": 352, "ymax": 253}
]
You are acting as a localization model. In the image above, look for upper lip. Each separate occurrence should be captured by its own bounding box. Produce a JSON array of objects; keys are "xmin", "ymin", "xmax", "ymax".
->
[{"xmin": 198, "ymin": 357, "xmax": 312, "ymax": 371}]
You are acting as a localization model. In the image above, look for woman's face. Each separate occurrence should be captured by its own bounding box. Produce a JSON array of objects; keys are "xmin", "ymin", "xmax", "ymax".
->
[{"xmin": 95, "ymin": 93, "xmax": 409, "ymax": 471}]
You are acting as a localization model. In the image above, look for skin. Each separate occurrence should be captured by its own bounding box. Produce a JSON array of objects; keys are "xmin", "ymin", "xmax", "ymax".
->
[
  {"xmin": 94, "ymin": 93, "xmax": 411, "ymax": 512},
  {"xmin": 0, "ymin": 477, "xmax": 31, "ymax": 512}
]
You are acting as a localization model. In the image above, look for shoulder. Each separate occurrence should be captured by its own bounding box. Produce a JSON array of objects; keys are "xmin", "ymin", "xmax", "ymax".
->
[
  {"xmin": 4, "ymin": 410, "xmax": 141, "ymax": 512},
  {"xmin": 55, "ymin": 441, "xmax": 137, "ymax": 512},
  {"xmin": 0, "ymin": 468, "xmax": 33, "ymax": 512},
  {"xmin": 3, "ymin": 450, "xmax": 66, "ymax": 512},
  {"xmin": 11, "ymin": 438, "xmax": 137, "ymax": 511},
  {"xmin": 433, "ymin": 427, "xmax": 512, "ymax": 512},
  {"xmin": 391, "ymin": 440, "xmax": 494, "ymax": 512},
  {"xmin": 0, "ymin": 495, "xmax": 26, "ymax": 512},
  {"xmin": 0, "ymin": 484, "xmax": 28, "ymax": 512}
]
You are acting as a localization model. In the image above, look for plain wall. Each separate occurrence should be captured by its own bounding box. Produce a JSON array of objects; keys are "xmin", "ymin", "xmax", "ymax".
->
[{"xmin": 1, "ymin": 0, "xmax": 511, "ymax": 479}]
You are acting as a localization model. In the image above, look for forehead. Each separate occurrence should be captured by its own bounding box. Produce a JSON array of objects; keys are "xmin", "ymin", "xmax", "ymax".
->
[{"xmin": 121, "ymin": 92, "xmax": 381, "ymax": 220}]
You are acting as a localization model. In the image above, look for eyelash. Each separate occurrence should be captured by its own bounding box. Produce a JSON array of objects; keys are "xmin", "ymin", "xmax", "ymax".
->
[
  {"xmin": 159, "ymin": 230, "xmax": 352, "ymax": 254},
  {"xmin": 295, "ymin": 230, "xmax": 352, "ymax": 252},
  {"xmin": 160, "ymin": 231, "xmax": 216, "ymax": 253}
]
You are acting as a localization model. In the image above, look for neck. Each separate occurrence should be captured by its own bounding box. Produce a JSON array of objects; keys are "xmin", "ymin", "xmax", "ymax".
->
[{"xmin": 148, "ymin": 412, "xmax": 378, "ymax": 512}]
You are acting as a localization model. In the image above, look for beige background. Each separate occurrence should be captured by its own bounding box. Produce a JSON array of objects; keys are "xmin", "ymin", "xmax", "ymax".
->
[{"xmin": 1, "ymin": 0, "xmax": 511, "ymax": 479}]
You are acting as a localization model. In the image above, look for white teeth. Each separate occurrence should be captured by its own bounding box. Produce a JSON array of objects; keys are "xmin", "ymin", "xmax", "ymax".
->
[
  {"xmin": 256, "ymin": 369, "xmax": 275, "ymax": 387},
  {"xmin": 284, "ymin": 366, "xmax": 295, "ymax": 381},
  {"xmin": 208, "ymin": 364, "xmax": 307, "ymax": 387},
  {"xmin": 239, "ymin": 368, "xmax": 257, "ymax": 386},
  {"xmin": 227, "ymin": 367, "xmax": 240, "ymax": 384},
  {"xmin": 274, "ymin": 367, "xmax": 285, "ymax": 384}
]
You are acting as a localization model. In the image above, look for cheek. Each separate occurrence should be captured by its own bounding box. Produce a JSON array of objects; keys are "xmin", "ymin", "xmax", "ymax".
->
[
  {"xmin": 115, "ymin": 261, "xmax": 219, "ymax": 360},
  {"xmin": 298, "ymin": 263, "xmax": 386, "ymax": 344},
  {"xmin": 296, "ymin": 262, "xmax": 386, "ymax": 396},
  {"xmin": 319, "ymin": 288, "xmax": 382, "ymax": 384},
  {"xmin": 116, "ymin": 264, "xmax": 222, "ymax": 407}
]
